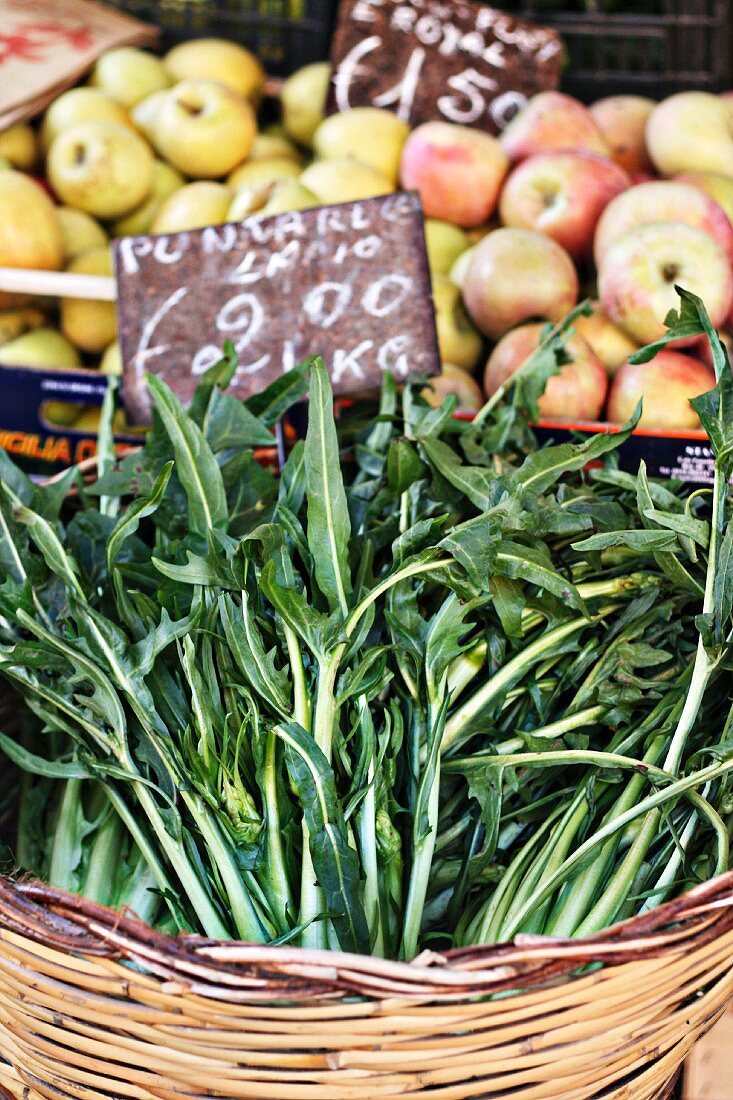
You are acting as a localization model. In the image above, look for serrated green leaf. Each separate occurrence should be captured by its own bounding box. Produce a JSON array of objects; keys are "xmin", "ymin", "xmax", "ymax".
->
[
  {"xmin": 572, "ymin": 530, "xmax": 679, "ymax": 552},
  {"xmin": 419, "ymin": 437, "xmax": 495, "ymax": 511},
  {"xmin": 509, "ymin": 407, "xmax": 640, "ymax": 495},
  {"xmin": 496, "ymin": 541, "xmax": 587, "ymax": 613},
  {"xmin": 3, "ymin": 487, "xmax": 84, "ymax": 600},
  {"xmin": 107, "ymin": 462, "xmax": 172, "ymax": 574},
  {"xmin": 147, "ymin": 374, "xmax": 227, "ymax": 537},
  {"xmin": 219, "ymin": 592, "xmax": 291, "ymax": 716}
]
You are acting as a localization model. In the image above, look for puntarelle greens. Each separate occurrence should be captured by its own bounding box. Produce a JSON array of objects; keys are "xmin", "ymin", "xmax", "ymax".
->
[{"xmin": 0, "ymin": 287, "xmax": 731, "ymax": 960}]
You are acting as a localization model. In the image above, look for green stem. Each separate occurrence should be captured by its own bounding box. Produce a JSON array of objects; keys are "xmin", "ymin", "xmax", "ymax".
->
[
  {"xmin": 131, "ymin": 779, "xmax": 228, "ymax": 939},
  {"xmin": 103, "ymin": 783, "xmax": 182, "ymax": 928},
  {"xmin": 118, "ymin": 853, "xmax": 160, "ymax": 926},
  {"xmin": 498, "ymin": 790, "xmax": 592, "ymax": 940},
  {"xmin": 83, "ymin": 802, "xmax": 123, "ymax": 907},
  {"xmin": 181, "ymin": 788, "xmax": 269, "ymax": 942},
  {"xmin": 263, "ymin": 730, "xmax": 290, "ymax": 936},
  {"xmin": 357, "ymin": 702, "xmax": 384, "ymax": 956},
  {"xmin": 345, "ymin": 558, "xmax": 452, "ymax": 638},
  {"xmin": 664, "ymin": 442, "xmax": 723, "ymax": 776},
  {"xmin": 467, "ymin": 809, "xmax": 562, "ymax": 945},
  {"xmin": 495, "ymin": 754, "xmax": 733, "ymax": 937},
  {"xmin": 300, "ymin": 652, "xmax": 341, "ymax": 949},
  {"xmin": 575, "ymin": 811, "xmax": 662, "ymax": 937},
  {"xmin": 441, "ymin": 614, "xmax": 606, "ymax": 754},
  {"xmin": 543, "ymin": 736, "xmax": 666, "ymax": 938},
  {"xmin": 48, "ymin": 778, "xmax": 83, "ymax": 893},
  {"xmin": 401, "ymin": 685, "xmax": 445, "ymax": 960}
]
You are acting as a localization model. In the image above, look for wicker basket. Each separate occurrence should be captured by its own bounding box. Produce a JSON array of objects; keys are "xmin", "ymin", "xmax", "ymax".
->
[{"xmin": 0, "ymin": 870, "xmax": 731, "ymax": 1098}]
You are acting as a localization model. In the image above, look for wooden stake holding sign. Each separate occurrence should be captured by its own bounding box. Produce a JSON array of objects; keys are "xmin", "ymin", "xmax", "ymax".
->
[
  {"xmin": 113, "ymin": 193, "xmax": 440, "ymax": 424},
  {"xmin": 327, "ymin": 0, "xmax": 564, "ymax": 133}
]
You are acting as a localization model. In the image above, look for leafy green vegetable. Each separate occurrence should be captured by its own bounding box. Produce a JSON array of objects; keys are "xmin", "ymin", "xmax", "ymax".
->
[{"xmin": 0, "ymin": 288, "xmax": 731, "ymax": 961}]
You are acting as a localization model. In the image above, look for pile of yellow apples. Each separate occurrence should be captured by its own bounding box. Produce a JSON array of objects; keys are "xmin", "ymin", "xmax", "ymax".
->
[{"xmin": 0, "ymin": 33, "xmax": 732, "ymax": 436}]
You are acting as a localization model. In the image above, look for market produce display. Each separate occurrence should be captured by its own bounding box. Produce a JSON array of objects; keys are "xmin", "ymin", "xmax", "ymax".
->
[
  {"xmin": 0, "ymin": 289, "xmax": 730, "ymax": 961},
  {"xmin": 1, "ymin": 40, "xmax": 733, "ymax": 437}
]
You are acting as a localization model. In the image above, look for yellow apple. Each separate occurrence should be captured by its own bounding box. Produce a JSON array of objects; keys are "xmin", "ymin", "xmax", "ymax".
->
[
  {"xmin": 131, "ymin": 89, "xmax": 170, "ymax": 142},
  {"xmin": 0, "ymin": 307, "xmax": 45, "ymax": 346},
  {"xmin": 42, "ymin": 400, "xmax": 84, "ymax": 427},
  {"xmin": 281, "ymin": 62, "xmax": 331, "ymax": 148},
  {"xmin": 646, "ymin": 92, "xmax": 733, "ymax": 177},
  {"xmin": 313, "ymin": 108, "xmax": 410, "ymax": 184},
  {"xmin": 163, "ymin": 38, "xmax": 265, "ymax": 101},
  {"xmin": 41, "ymin": 87, "xmax": 133, "ymax": 152},
  {"xmin": 299, "ymin": 158, "xmax": 394, "ymax": 204},
  {"xmin": 153, "ymin": 80, "xmax": 256, "ymax": 178},
  {"xmin": 0, "ymin": 171, "xmax": 64, "ymax": 273},
  {"xmin": 90, "ymin": 47, "xmax": 171, "ymax": 109},
  {"xmin": 421, "ymin": 363, "xmax": 484, "ymax": 411},
  {"xmin": 61, "ymin": 247, "xmax": 116, "ymax": 354},
  {"xmin": 111, "ymin": 160, "xmax": 185, "ymax": 236},
  {"xmin": 448, "ymin": 244, "xmax": 477, "ymax": 291},
  {"xmin": 432, "ymin": 274, "xmax": 483, "ymax": 371},
  {"xmin": 0, "ymin": 124, "xmax": 36, "ymax": 170},
  {"xmin": 227, "ymin": 179, "xmax": 318, "ymax": 220},
  {"xmin": 228, "ymin": 157, "xmax": 301, "ymax": 190},
  {"xmin": 0, "ymin": 327, "xmax": 81, "ymax": 369},
  {"xmin": 48, "ymin": 120, "xmax": 154, "ymax": 219},
  {"xmin": 424, "ymin": 219, "xmax": 470, "ymax": 276},
  {"xmin": 151, "ymin": 181, "xmax": 233, "ymax": 233},
  {"xmin": 57, "ymin": 207, "xmax": 108, "ymax": 262},
  {"xmin": 249, "ymin": 133, "xmax": 302, "ymax": 163},
  {"xmin": 99, "ymin": 340, "xmax": 122, "ymax": 375}
]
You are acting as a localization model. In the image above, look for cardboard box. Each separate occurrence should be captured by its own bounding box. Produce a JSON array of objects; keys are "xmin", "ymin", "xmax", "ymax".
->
[{"xmin": 0, "ymin": 361, "xmax": 141, "ymax": 474}]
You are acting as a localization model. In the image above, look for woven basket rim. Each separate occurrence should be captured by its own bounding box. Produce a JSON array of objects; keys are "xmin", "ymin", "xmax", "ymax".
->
[{"xmin": 1, "ymin": 870, "xmax": 733, "ymax": 1002}]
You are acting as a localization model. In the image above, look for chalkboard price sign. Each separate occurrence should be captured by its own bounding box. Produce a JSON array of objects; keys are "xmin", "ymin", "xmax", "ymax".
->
[
  {"xmin": 327, "ymin": 0, "xmax": 563, "ymax": 134},
  {"xmin": 113, "ymin": 192, "xmax": 440, "ymax": 424}
]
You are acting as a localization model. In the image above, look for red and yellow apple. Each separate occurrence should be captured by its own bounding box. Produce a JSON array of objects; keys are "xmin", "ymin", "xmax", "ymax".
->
[
  {"xmin": 594, "ymin": 180, "xmax": 733, "ymax": 266},
  {"xmin": 674, "ymin": 171, "xmax": 733, "ymax": 227},
  {"xmin": 607, "ymin": 350, "xmax": 715, "ymax": 428},
  {"xmin": 483, "ymin": 321, "xmax": 608, "ymax": 421},
  {"xmin": 598, "ymin": 220, "xmax": 733, "ymax": 345},
  {"xmin": 646, "ymin": 92, "xmax": 733, "ymax": 177},
  {"xmin": 498, "ymin": 151, "xmax": 629, "ymax": 260},
  {"xmin": 572, "ymin": 300, "xmax": 638, "ymax": 375},
  {"xmin": 399, "ymin": 121, "xmax": 508, "ymax": 228},
  {"xmin": 588, "ymin": 95, "xmax": 655, "ymax": 174},
  {"xmin": 499, "ymin": 91, "xmax": 610, "ymax": 163},
  {"xmin": 463, "ymin": 228, "xmax": 578, "ymax": 341}
]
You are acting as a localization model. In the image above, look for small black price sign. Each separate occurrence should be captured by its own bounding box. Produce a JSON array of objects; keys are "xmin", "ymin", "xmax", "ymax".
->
[
  {"xmin": 113, "ymin": 193, "xmax": 440, "ymax": 423},
  {"xmin": 327, "ymin": 0, "xmax": 564, "ymax": 134}
]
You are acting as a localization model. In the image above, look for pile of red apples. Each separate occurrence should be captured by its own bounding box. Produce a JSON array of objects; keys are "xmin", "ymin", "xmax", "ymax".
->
[{"xmin": 401, "ymin": 90, "xmax": 733, "ymax": 431}]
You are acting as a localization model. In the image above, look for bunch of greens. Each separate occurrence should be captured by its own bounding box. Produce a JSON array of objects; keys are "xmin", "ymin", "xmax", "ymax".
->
[{"xmin": 0, "ymin": 288, "xmax": 731, "ymax": 959}]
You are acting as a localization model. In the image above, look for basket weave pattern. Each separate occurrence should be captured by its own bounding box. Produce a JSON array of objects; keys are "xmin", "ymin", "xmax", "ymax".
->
[{"xmin": 0, "ymin": 873, "xmax": 731, "ymax": 1098}]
